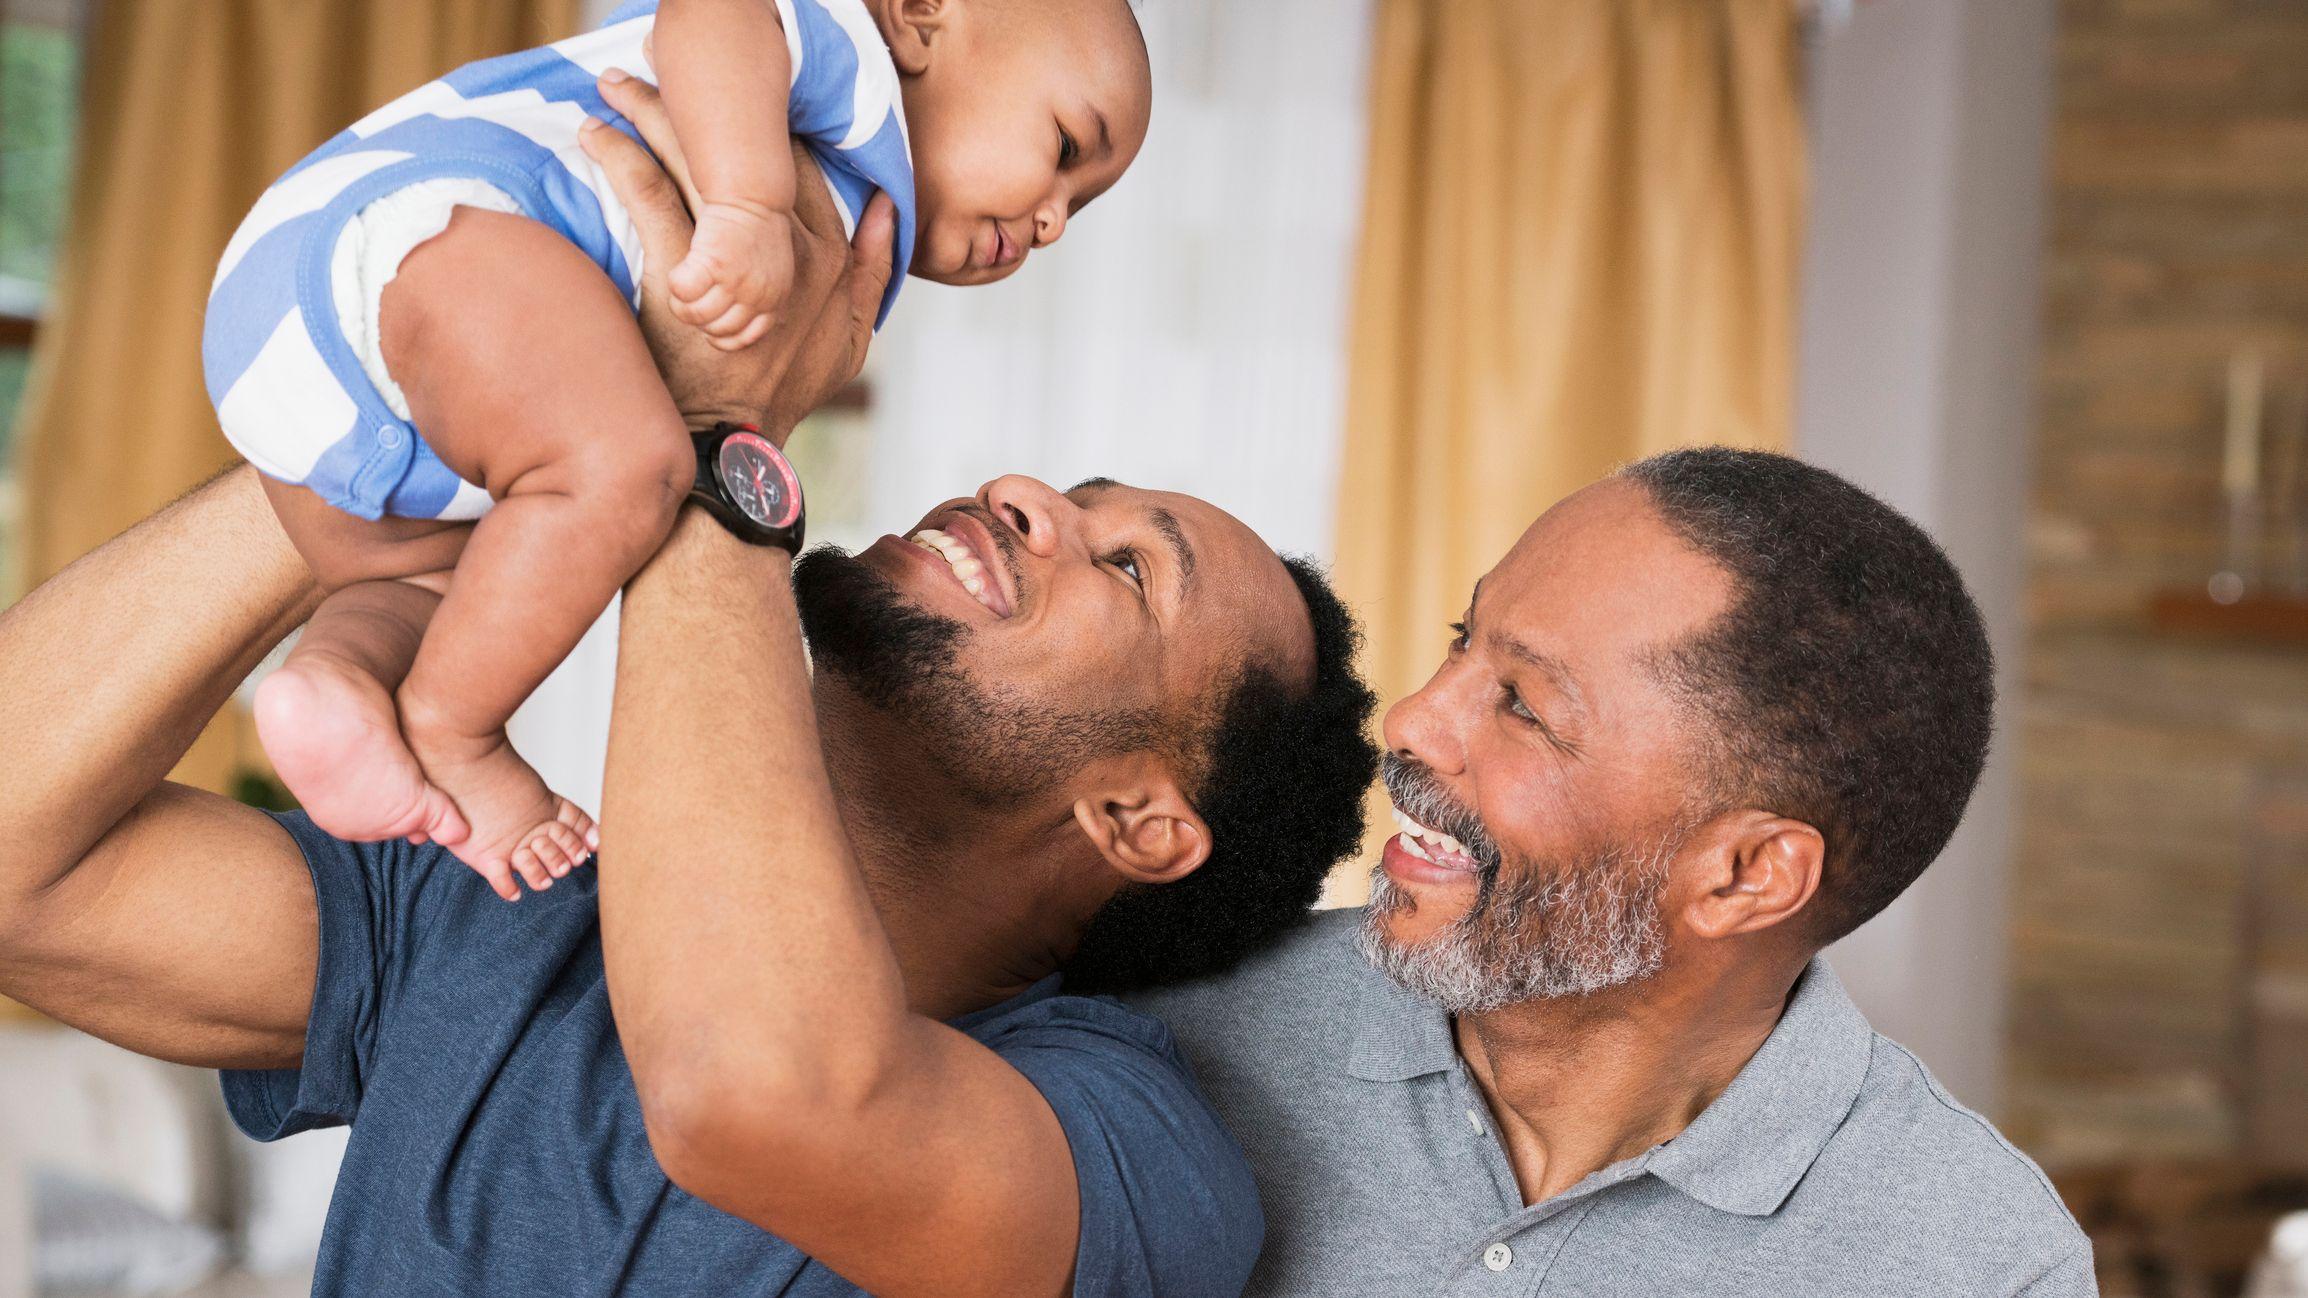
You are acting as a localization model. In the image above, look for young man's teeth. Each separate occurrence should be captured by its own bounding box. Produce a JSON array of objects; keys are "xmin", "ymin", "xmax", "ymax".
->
[{"xmin": 906, "ymin": 528, "xmax": 998, "ymax": 608}]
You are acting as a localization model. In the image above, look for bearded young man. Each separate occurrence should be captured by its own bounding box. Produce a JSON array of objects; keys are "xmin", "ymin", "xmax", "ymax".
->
[
  {"xmin": 0, "ymin": 80, "xmax": 1378, "ymax": 1298},
  {"xmin": 1133, "ymin": 449, "xmax": 2097, "ymax": 1297}
]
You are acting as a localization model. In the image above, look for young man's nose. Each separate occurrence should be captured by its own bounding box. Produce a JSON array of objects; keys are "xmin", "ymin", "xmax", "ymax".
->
[{"xmin": 979, "ymin": 475, "xmax": 1071, "ymax": 558}]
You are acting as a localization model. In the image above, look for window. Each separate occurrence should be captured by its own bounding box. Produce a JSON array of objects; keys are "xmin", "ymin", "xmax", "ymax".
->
[{"xmin": 0, "ymin": 0, "xmax": 85, "ymax": 581}]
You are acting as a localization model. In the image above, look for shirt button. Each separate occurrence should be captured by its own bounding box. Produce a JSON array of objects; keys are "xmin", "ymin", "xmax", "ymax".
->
[
  {"xmin": 1465, "ymin": 1108, "xmax": 1486, "ymax": 1135},
  {"xmin": 378, "ymin": 425, "xmax": 404, "ymax": 449},
  {"xmin": 1483, "ymin": 1243, "xmax": 1513, "ymax": 1272}
]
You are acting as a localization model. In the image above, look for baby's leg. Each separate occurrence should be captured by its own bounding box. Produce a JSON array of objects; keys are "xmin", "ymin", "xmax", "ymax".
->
[
  {"xmin": 252, "ymin": 484, "xmax": 587, "ymax": 899},
  {"xmin": 381, "ymin": 207, "xmax": 694, "ymax": 882},
  {"xmin": 257, "ymin": 578, "xmax": 470, "ymax": 852}
]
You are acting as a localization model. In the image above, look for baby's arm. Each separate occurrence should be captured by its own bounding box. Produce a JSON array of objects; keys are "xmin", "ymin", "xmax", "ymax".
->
[{"xmin": 652, "ymin": 0, "xmax": 796, "ymax": 348}]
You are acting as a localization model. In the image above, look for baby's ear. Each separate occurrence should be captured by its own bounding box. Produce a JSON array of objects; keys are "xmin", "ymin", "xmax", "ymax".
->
[{"xmin": 885, "ymin": 0, "xmax": 955, "ymax": 75}]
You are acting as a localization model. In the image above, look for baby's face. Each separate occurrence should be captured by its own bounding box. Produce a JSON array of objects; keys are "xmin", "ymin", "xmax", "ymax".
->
[{"xmin": 895, "ymin": 0, "xmax": 1152, "ymax": 286}]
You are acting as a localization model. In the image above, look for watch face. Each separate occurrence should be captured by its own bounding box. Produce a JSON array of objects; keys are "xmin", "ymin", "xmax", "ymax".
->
[{"xmin": 715, "ymin": 432, "xmax": 802, "ymax": 530}]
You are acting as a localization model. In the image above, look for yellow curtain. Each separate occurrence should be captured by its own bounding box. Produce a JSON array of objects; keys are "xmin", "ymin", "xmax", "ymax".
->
[
  {"xmin": 13, "ymin": 0, "xmax": 578, "ymax": 792},
  {"xmin": 1328, "ymin": 0, "xmax": 1806, "ymax": 899}
]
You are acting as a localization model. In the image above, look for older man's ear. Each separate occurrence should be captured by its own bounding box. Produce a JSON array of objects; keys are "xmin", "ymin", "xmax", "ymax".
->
[
  {"xmin": 1678, "ymin": 813, "xmax": 1826, "ymax": 942},
  {"xmin": 1070, "ymin": 758, "xmax": 1213, "ymax": 887}
]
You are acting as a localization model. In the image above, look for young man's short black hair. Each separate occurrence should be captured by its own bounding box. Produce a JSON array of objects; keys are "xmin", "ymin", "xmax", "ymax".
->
[
  {"xmin": 1064, "ymin": 558, "xmax": 1380, "ymax": 992},
  {"xmin": 1620, "ymin": 447, "xmax": 1994, "ymax": 945}
]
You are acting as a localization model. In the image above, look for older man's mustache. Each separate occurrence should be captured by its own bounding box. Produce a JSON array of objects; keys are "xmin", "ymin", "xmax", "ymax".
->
[{"xmin": 1381, "ymin": 753, "xmax": 1504, "ymax": 876}]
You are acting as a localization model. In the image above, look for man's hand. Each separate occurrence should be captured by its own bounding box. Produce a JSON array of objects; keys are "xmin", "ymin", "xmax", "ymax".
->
[{"xmin": 582, "ymin": 71, "xmax": 895, "ymax": 445}]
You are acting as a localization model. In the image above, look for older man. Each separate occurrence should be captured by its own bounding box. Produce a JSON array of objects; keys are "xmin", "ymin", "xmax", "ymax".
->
[
  {"xmin": 1133, "ymin": 449, "xmax": 2095, "ymax": 1296},
  {"xmin": 0, "ymin": 80, "xmax": 1379, "ymax": 1298}
]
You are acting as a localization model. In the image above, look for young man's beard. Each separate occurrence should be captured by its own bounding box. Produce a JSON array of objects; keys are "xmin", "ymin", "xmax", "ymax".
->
[
  {"xmin": 1358, "ymin": 754, "xmax": 1679, "ymax": 1014},
  {"xmin": 792, "ymin": 547, "xmax": 1162, "ymax": 809}
]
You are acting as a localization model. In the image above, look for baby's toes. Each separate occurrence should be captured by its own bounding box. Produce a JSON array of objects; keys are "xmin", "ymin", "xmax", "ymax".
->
[
  {"xmin": 509, "ymin": 842, "xmax": 554, "ymax": 893},
  {"xmin": 527, "ymin": 823, "xmax": 572, "ymax": 879},
  {"xmin": 559, "ymin": 801, "xmax": 601, "ymax": 855},
  {"xmin": 548, "ymin": 810, "xmax": 595, "ymax": 873}
]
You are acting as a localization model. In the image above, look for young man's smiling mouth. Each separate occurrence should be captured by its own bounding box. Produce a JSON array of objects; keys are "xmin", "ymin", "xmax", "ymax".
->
[{"xmin": 906, "ymin": 516, "xmax": 1017, "ymax": 617}]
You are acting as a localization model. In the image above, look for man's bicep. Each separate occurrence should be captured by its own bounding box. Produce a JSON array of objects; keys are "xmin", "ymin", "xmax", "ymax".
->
[
  {"xmin": 674, "ymin": 1013, "xmax": 1260, "ymax": 1298},
  {"xmin": 0, "ymin": 782, "xmax": 316, "ymax": 1069},
  {"xmin": 666, "ymin": 1021, "xmax": 1082, "ymax": 1298}
]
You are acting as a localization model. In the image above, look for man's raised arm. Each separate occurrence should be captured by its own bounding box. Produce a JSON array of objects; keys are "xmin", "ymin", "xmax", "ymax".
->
[
  {"xmin": 600, "ymin": 511, "xmax": 1081, "ymax": 1298},
  {"xmin": 0, "ymin": 466, "xmax": 324, "ymax": 1068}
]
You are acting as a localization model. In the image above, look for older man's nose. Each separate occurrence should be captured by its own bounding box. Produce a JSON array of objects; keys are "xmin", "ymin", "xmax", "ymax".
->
[
  {"xmin": 1382, "ymin": 672, "xmax": 1469, "ymax": 778},
  {"xmin": 978, "ymin": 475, "xmax": 1071, "ymax": 559}
]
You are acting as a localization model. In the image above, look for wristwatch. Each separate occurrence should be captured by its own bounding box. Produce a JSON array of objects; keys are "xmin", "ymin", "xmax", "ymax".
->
[{"xmin": 690, "ymin": 422, "xmax": 805, "ymax": 552}]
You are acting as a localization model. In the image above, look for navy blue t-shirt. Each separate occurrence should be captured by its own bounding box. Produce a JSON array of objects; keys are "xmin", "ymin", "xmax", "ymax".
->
[{"xmin": 224, "ymin": 812, "xmax": 1262, "ymax": 1296}]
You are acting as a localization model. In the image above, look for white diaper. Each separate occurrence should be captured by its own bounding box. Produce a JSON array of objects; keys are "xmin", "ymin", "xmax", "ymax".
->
[{"xmin": 327, "ymin": 178, "xmax": 525, "ymax": 422}]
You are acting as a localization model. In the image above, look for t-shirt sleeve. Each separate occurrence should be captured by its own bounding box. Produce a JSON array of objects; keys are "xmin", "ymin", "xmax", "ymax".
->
[
  {"xmin": 990, "ymin": 998, "xmax": 1264, "ymax": 1298},
  {"xmin": 220, "ymin": 812, "xmax": 449, "ymax": 1141}
]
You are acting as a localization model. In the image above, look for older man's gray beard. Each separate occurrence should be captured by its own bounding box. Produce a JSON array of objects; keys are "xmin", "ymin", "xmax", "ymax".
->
[{"xmin": 1358, "ymin": 842, "xmax": 1675, "ymax": 1015}]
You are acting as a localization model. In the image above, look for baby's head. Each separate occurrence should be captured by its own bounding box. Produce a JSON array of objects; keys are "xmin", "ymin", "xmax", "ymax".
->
[{"xmin": 876, "ymin": 0, "xmax": 1152, "ymax": 285}]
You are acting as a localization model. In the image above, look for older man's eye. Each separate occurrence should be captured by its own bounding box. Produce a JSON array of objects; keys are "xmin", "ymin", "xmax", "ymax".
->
[
  {"xmin": 1108, "ymin": 551, "xmax": 1143, "ymax": 587},
  {"xmin": 1448, "ymin": 621, "xmax": 1470, "ymax": 651},
  {"xmin": 1507, "ymin": 691, "xmax": 1538, "ymax": 723}
]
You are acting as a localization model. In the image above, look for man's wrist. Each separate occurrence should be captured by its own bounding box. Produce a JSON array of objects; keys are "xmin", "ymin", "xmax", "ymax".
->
[
  {"xmin": 674, "ymin": 499, "xmax": 790, "ymax": 557},
  {"xmin": 685, "ymin": 408, "xmax": 788, "ymax": 449}
]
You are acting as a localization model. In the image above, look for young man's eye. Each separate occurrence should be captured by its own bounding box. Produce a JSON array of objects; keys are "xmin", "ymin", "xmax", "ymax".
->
[
  {"xmin": 1109, "ymin": 551, "xmax": 1143, "ymax": 586},
  {"xmin": 1058, "ymin": 128, "xmax": 1080, "ymax": 168}
]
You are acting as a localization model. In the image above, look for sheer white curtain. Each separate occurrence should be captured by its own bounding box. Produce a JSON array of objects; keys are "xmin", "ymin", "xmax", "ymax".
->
[{"xmin": 863, "ymin": 0, "xmax": 1376, "ymax": 559}]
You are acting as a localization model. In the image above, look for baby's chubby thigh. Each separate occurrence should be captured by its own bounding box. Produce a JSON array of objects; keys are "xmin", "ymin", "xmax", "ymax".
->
[{"xmin": 372, "ymin": 202, "xmax": 691, "ymax": 533}]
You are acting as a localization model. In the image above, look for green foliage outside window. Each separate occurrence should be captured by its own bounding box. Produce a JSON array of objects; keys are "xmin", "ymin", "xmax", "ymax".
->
[
  {"xmin": 1, "ymin": 17, "xmax": 79, "ymax": 304},
  {"xmin": 1, "ymin": 13, "xmax": 82, "ymax": 578}
]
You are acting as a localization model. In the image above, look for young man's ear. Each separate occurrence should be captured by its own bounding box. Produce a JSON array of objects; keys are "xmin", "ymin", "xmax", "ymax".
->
[
  {"xmin": 882, "ymin": 0, "xmax": 954, "ymax": 75},
  {"xmin": 1070, "ymin": 758, "xmax": 1211, "ymax": 886}
]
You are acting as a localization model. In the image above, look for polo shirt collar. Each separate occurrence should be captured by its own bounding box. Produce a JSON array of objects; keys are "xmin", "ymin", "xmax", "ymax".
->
[
  {"xmin": 1341, "ymin": 947, "xmax": 1874, "ymax": 1218},
  {"xmin": 1643, "ymin": 957, "xmax": 1875, "ymax": 1216}
]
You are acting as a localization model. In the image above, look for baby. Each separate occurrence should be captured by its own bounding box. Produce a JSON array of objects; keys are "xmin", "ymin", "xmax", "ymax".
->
[{"xmin": 203, "ymin": 0, "xmax": 1151, "ymax": 899}]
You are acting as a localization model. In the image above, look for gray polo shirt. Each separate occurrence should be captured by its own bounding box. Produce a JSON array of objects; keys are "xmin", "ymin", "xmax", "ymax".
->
[{"xmin": 1129, "ymin": 909, "xmax": 2095, "ymax": 1297}]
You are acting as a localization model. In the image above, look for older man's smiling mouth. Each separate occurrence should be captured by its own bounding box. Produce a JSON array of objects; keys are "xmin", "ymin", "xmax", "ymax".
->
[{"xmin": 1390, "ymin": 804, "xmax": 1481, "ymax": 871}]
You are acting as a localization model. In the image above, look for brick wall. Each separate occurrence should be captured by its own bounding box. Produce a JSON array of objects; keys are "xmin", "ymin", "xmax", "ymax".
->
[{"xmin": 2010, "ymin": 0, "xmax": 2308, "ymax": 1166}]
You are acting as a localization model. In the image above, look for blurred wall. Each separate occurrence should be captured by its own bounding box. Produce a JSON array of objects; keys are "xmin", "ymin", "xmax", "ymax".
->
[
  {"xmin": 860, "ymin": 0, "xmax": 1371, "ymax": 561},
  {"xmin": 2007, "ymin": 0, "xmax": 2308, "ymax": 1168},
  {"xmin": 1796, "ymin": 0, "xmax": 2058, "ymax": 1112}
]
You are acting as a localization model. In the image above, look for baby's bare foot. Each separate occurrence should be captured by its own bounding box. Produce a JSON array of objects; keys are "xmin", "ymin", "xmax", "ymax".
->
[
  {"xmin": 513, "ymin": 800, "xmax": 599, "ymax": 889},
  {"xmin": 404, "ymin": 717, "xmax": 593, "ymax": 901},
  {"xmin": 255, "ymin": 658, "xmax": 467, "ymax": 848}
]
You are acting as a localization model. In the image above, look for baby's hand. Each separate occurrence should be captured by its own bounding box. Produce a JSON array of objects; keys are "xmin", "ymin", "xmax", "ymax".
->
[{"xmin": 669, "ymin": 201, "xmax": 794, "ymax": 351}]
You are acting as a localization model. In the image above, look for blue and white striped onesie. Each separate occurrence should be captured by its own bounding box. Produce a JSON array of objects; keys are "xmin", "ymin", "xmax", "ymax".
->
[{"xmin": 203, "ymin": 0, "xmax": 913, "ymax": 523}]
